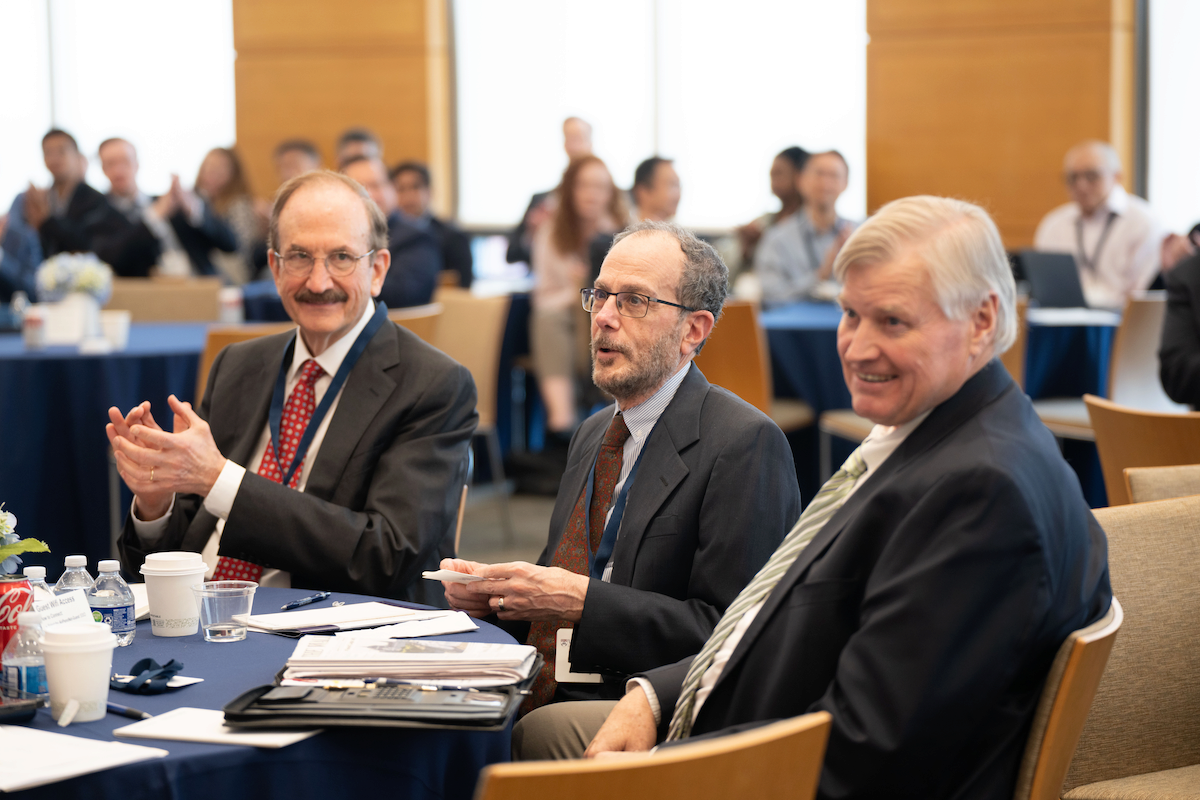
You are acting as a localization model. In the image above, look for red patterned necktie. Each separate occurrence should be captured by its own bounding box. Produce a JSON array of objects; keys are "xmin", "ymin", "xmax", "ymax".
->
[
  {"xmin": 212, "ymin": 358, "xmax": 325, "ymax": 582},
  {"xmin": 522, "ymin": 413, "xmax": 631, "ymax": 715}
]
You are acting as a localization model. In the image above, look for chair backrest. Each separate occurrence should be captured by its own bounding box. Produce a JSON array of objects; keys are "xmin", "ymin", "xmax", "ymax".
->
[
  {"xmin": 1012, "ymin": 599, "xmax": 1122, "ymax": 800},
  {"xmin": 1124, "ymin": 463, "xmax": 1200, "ymax": 504},
  {"xmin": 1062, "ymin": 495, "xmax": 1200, "ymax": 790},
  {"xmin": 105, "ymin": 277, "xmax": 223, "ymax": 321},
  {"xmin": 693, "ymin": 299, "xmax": 772, "ymax": 415},
  {"xmin": 197, "ymin": 323, "xmax": 293, "ymax": 403},
  {"xmin": 1083, "ymin": 394, "xmax": 1200, "ymax": 505},
  {"xmin": 1108, "ymin": 293, "xmax": 1188, "ymax": 411},
  {"xmin": 433, "ymin": 291, "xmax": 511, "ymax": 431},
  {"xmin": 473, "ymin": 711, "xmax": 831, "ymax": 800},
  {"xmin": 388, "ymin": 302, "xmax": 442, "ymax": 344},
  {"xmin": 1000, "ymin": 295, "xmax": 1029, "ymax": 389}
]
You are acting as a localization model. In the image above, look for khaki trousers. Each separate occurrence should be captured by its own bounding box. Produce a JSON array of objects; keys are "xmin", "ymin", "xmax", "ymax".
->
[{"xmin": 511, "ymin": 700, "xmax": 619, "ymax": 761}]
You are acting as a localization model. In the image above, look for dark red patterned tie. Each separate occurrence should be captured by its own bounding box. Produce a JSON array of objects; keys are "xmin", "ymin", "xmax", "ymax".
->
[
  {"xmin": 522, "ymin": 413, "xmax": 631, "ymax": 714},
  {"xmin": 212, "ymin": 358, "xmax": 325, "ymax": 582}
]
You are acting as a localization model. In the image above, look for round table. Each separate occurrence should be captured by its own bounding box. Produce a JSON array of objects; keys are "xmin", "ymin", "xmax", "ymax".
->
[{"xmin": 14, "ymin": 587, "xmax": 516, "ymax": 800}]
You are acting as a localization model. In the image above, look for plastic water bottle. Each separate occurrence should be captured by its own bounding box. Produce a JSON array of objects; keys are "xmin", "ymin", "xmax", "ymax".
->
[
  {"xmin": 54, "ymin": 555, "xmax": 94, "ymax": 596},
  {"xmin": 2, "ymin": 611, "xmax": 48, "ymax": 698},
  {"xmin": 87, "ymin": 560, "xmax": 136, "ymax": 646},
  {"xmin": 22, "ymin": 567, "xmax": 54, "ymax": 602}
]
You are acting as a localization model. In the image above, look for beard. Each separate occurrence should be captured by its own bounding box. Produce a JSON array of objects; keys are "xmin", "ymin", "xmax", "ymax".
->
[{"xmin": 591, "ymin": 325, "xmax": 682, "ymax": 405}]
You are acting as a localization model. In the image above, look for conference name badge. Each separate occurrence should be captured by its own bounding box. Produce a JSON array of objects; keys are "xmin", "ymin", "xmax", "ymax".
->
[{"xmin": 555, "ymin": 628, "xmax": 602, "ymax": 683}]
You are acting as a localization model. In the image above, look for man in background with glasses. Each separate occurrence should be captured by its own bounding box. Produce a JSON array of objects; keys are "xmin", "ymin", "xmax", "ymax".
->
[
  {"xmin": 441, "ymin": 220, "xmax": 801, "ymax": 756},
  {"xmin": 107, "ymin": 170, "xmax": 477, "ymax": 605},
  {"xmin": 1034, "ymin": 140, "xmax": 1165, "ymax": 308}
]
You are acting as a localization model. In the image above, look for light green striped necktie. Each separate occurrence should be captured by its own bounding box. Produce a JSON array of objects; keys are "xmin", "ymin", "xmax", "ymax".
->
[{"xmin": 665, "ymin": 446, "xmax": 868, "ymax": 740}]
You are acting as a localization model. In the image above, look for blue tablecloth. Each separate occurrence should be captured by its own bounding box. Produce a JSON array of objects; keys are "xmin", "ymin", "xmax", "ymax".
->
[
  {"xmin": 761, "ymin": 302, "xmax": 851, "ymax": 415},
  {"xmin": 13, "ymin": 587, "xmax": 515, "ymax": 800},
  {"xmin": 0, "ymin": 324, "xmax": 207, "ymax": 566}
]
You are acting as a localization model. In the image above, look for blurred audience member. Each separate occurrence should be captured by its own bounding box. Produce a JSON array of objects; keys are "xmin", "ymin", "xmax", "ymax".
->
[
  {"xmin": 1034, "ymin": 140, "xmax": 1165, "ymax": 309},
  {"xmin": 0, "ymin": 193, "xmax": 44, "ymax": 304},
  {"xmin": 507, "ymin": 117, "xmax": 594, "ymax": 265},
  {"xmin": 274, "ymin": 139, "xmax": 321, "ymax": 185},
  {"xmin": 195, "ymin": 147, "xmax": 268, "ymax": 284},
  {"xmin": 20, "ymin": 130, "xmax": 128, "ymax": 271},
  {"xmin": 754, "ymin": 150, "xmax": 854, "ymax": 307},
  {"xmin": 1159, "ymin": 223, "xmax": 1200, "ymax": 407},
  {"xmin": 336, "ymin": 127, "xmax": 382, "ymax": 168},
  {"xmin": 342, "ymin": 155, "xmax": 439, "ymax": 307},
  {"xmin": 736, "ymin": 146, "xmax": 809, "ymax": 269},
  {"xmin": 392, "ymin": 160, "xmax": 473, "ymax": 288},
  {"xmin": 631, "ymin": 157, "xmax": 681, "ymax": 222},
  {"xmin": 99, "ymin": 137, "xmax": 238, "ymax": 278},
  {"xmin": 531, "ymin": 155, "xmax": 627, "ymax": 441}
]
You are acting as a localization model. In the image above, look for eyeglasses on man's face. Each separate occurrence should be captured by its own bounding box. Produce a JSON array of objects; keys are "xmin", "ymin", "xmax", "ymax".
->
[
  {"xmin": 580, "ymin": 287, "xmax": 697, "ymax": 318},
  {"xmin": 273, "ymin": 249, "xmax": 376, "ymax": 277},
  {"xmin": 1063, "ymin": 170, "xmax": 1106, "ymax": 186}
]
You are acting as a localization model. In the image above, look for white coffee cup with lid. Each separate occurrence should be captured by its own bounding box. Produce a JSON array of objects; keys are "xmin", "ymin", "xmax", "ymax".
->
[
  {"xmin": 140, "ymin": 551, "xmax": 206, "ymax": 637},
  {"xmin": 41, "ymin": 622, "xmax": 117, "ymax": 722}
]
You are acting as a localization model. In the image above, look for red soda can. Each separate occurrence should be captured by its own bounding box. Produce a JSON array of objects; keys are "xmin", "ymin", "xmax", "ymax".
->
[{"xmin": 0, "ymin": 577, "xmax": 33, "ymax": 655}]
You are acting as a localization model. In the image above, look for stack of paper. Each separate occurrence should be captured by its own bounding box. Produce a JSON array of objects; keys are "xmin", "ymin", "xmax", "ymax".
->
[
  {"xmin": 280, "ymin": 635, "xmax": 537, "ymax": 687},
  {"xmin": 0, "ymin": 726, "xmax": 168, "ymax": 792},
  {"xmin": 238, "ymin": 602, "xmax": 442, "ymax": 635}
]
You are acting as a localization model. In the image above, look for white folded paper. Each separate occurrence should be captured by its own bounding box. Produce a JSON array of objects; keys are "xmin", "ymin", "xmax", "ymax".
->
[
  {"xmin": 238, "ymin": 601, "xmax": 437, "ymax": 633},
  {"xmin": 333, "ymin": 610, "xmax": 478, "ymax": 639},
  {"xmin": 421, "ymin": 569, "xmax": 485, "ymax": 583},
  {"xmin": 0, "ymin": 726, "xmax": 168, "ymax": 792},
  {"xmin": 114, "ymin": 707, "xmax": 321, "ymax": 748}
]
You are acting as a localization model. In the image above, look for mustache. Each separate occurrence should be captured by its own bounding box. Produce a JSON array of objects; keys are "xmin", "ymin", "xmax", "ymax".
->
[
  {"xmin": 294, "ymin": 287, "xmax": 349, "ymax": 304},
  {"xmin": 591, "ymin": 337, "xmax": 630, "ymax": 358}
]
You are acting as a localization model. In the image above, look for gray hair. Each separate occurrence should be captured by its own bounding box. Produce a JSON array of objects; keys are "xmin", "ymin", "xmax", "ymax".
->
[
  {"xmin": 611, "ymin": 220, "xmax": 729, "ymax": 351},
  {"xmin": 832, "ymin": 196, "xmax": 1017, "ymax": 354},
  {"xmin": 269, "ymin": 170, "xmax": 388, "ymax": 254},
  {"xmin": 1066, "ymin": 140, "xmax": 1121, "ymax": 174}
]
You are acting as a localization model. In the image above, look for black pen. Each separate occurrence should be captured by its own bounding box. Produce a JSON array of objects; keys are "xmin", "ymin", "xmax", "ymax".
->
[
  {"xmin": 281, "ymin": 591, "xmax": 332, "ymax": 610},
  {"xmin": 107, "ymin": 701, "xmax": 152, "ymax": 720}
]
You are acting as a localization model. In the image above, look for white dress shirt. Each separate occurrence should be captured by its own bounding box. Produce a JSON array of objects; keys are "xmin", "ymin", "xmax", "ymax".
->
[
  {"xmin": 1034, "ymin": 184, "xmax": 1164, "ymax": 309},
  {"xmin": 131, "ymin": 302, "xmax": 376, "ymax": 586},
  {"xmin": 631, "ymin": 410, "xmax": 930, "ymax": 726}
]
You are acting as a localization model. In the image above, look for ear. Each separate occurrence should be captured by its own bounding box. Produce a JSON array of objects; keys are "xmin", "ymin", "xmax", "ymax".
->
[
  {"xmin": 968, "ymin": 291, "xmax": 999, "ymax": 360},
  {"xmin": 369, "ymin": 249, "xmax": 392, "ymax": 297},
  {"xmin": 681, "ymin": 310, "xmax": 716, "ymax": 358}
]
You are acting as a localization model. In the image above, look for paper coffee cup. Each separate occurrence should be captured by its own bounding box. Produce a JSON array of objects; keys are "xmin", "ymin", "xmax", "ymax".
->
[
  {"xmin": 42, "ymin": 622, "xmax": 117, "ymax": 722},
  {"xmin": 140, "ymin": 552, "xmax": 206, "ymax": 637}
]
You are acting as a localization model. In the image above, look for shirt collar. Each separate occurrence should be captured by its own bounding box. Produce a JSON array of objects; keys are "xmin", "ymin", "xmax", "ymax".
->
[
  {"xmin": 860, "ymin": 409, "xmax": 932, "ymax": 474},
  {"xmin": 615, "ymin": 361, "xmax": 692, "ymax": 444},
  {"xmin": 290, "ymin": 301, "xmax": 376, "ymax": 381},
  {"xmin": 1082, "ymin": 184, "xmax": 1128, "ymax": 220}
]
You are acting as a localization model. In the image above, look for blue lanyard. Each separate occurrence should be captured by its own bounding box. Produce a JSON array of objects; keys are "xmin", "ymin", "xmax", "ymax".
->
[
  {"xmin": 583, "ymin": 419, "xmax": 656, "ymax": 580},
  {"xmin": 268, "ymin": 300, "xmax": 388, "ymax": 487}
]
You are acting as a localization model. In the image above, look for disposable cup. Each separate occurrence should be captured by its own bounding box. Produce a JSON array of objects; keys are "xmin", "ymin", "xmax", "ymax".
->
[
  {"xmin": 140, "ymin": 552, "xmax": 206, "ymax": 637},
  {"xmin": 191, "ymin": 581, "xmax": 257, "ymax": 642},
  {"xmin": 99, "ymin": 309, "xmax": 131, "ymax": 350},
  {"xmin": 41, "ymin": 622, "xmax": 117, "ymax": 722}
]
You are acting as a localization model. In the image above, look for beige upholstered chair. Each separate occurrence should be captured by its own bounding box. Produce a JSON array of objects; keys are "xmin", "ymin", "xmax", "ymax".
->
[
  {"xmin": 1084, "ymin": 395, "xmax": 1200, "ymax": 506},
  {"xmin": 693, "ymin": 299, "xmax": 814, "ymax": 433},
  {"xmin": 473, "ymin": 712, "xmax": 831, "ymax": 800},
  {"xmin": 1011, "ymin": 600, "xmax": 1122, "ymax": 800},
  {"xmin": 105, "ymin": 276, "xmax": 223, "ymax": 321},
  {"xmin": 388, "ymin": 302, "xmax": 442, "ymax": 344},
  {"xmin": 1059, "ymin": 495, "xmax": 1200, "ymax": 798},
  {"xmin": 1123, "ymin": 464, "xmax": 1200, "ymax": 504},
  {"xmin": 196, "ymin": 323, "xmax": 294, "ymax": 403}
]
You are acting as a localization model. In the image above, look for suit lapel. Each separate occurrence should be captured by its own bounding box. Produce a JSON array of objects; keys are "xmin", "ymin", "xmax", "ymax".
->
[
  {"xmin": 607, "ymin": 367, "xmax": 706, "ymax": 586},
  {"xmin": 303, "ymin": 322, "xmax": 399, "ymax": 499},
  {"xmin": 708, "ymin": 360, "xmax": 1014, "ymax": 694}
]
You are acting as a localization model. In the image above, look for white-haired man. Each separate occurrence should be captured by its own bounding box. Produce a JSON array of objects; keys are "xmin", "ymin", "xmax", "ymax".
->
[
  {"xmin": 569, "ymin": 196, "xmax": 1112, "ymax": 800},
  {"xmin": 1034, "ymin": 140, "xmax": 1165, "ymax": 308}
]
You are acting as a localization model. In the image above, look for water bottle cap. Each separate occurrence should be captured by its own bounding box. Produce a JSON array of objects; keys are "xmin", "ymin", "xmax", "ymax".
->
[
  {"xmin": 64, "ymin": 555, "xmax": 87, "ymax": 568},
  {"xmin": 17, "ymin": 611, "xmax": 41, "ymax": 626},
  {"xmin": 23, "ymin": 566, "xmax": 46, "ymax": 580},
  {"xmin": 97, "ymin": 560, "xmax": 120, "ymax": 573}
]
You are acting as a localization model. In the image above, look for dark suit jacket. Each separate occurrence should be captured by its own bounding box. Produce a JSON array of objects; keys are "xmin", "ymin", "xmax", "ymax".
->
[
  {"xmin": 101, "ymin": 197, "xmax": 239, "ymax": 278},
  {"xmin": 645, "ymin": 361, "xmax": 1112, "ymax": 800},
  {"xmin": 1160, "ymin": 251, "xmax": 1200, "ymax": 407},
  {"xmin": 38, "ymin": 183, "xmax": 128, "ymax": 262},
  {"xmin": 506, "ymin": 365, "xmax": 801, "ymax": 701},
  {"xmin": 379, "ymin": 211, "xmax": 441, "ymax": 308},
  {"xmin": 429, "ymin": 216, "xmax": 473, "ymax": 288},
  {"xmin": 118, "ymin": 316, "xmax": 478, "ymax": 606}
]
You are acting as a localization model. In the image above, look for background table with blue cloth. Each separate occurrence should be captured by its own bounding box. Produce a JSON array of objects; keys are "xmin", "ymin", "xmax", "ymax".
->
[
  {"xmin": 13, "ymin": 587, "xmax": 516, "ymax": 800},
  {"xmin": 761, "ymin": 301, "xmax": 1116, "ymax": 507},
  {"xmin": 0, "ymin": 324, "xmax": 207, "ymax": 568}
]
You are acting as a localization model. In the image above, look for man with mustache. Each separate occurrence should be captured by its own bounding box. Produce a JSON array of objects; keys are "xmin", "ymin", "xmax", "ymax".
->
[
  {"xmin": 107, "ymin": 170, "xmax": 477, "ymax": 604},
  {"xmin": 441, "ymin": 220, "xmax": 801, "ymax": 756}
]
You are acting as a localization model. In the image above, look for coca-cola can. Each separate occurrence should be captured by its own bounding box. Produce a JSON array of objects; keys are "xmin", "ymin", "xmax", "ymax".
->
[{"xmin": 0, "ymin": 577, "xmax": 33, "ymax": 655}]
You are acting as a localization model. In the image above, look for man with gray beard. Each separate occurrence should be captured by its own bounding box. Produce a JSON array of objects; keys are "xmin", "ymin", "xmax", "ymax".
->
[{"xmin": 440, "ymin": 220, "xmax": 801, "ymax": 756}]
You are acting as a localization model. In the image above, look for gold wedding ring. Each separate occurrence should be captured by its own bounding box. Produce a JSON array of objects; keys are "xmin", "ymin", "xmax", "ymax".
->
[
  {"xmin": 150, "ymin": 467, "xmax": 155, "ymax": 482},
  {"xmin": 498, "ymin": 596, "xmax": 505, "ymax": 612}
]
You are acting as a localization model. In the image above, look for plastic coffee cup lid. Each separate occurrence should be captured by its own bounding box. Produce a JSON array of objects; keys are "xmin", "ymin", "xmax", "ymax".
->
[
  {"xmin": 140, "ymin": 551, "xmax": 205, "ymax": 575},
  {"xmin": 64, "ymin": 555, "xmax": 87, "ymax": 568},
  {"xmin": 42, "ymin": 622, "xmax": 116, "ymax": 648}
]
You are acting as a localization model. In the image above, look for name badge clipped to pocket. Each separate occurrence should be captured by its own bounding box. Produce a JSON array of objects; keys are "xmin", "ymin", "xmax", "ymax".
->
[{"xmin": 555, "ymin": 628, "xmax": 603, "ymax": 683}]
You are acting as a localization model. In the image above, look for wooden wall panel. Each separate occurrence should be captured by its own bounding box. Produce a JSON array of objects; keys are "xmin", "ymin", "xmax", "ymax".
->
[
  {"xmin": 866, "ymin": 0, "xmax": 1136, "ymax": 248},
  {"xmin": 232, "ymin": 0, "xmax": 453, "ymax": 215}
]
